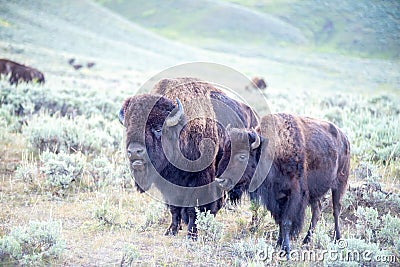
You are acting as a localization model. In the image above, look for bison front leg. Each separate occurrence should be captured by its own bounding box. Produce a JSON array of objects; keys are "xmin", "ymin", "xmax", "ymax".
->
[
  {"xmin": 186, "ymin": 207, "xmax": 198, "ymax": 240},
  {"xmin": 165, "ymin": 206, "xmax": 181, "ymax": 236},
  {"xmin": 303, "ymin": 199, "xmax": 322, "ymax": 244},
  {"xmin": 280, "ymin": 219, "xmax": 292, "ymax": 260},
  {"xmin": 276, "ymin": 226, "xmax": 283, "ymax": 249}
]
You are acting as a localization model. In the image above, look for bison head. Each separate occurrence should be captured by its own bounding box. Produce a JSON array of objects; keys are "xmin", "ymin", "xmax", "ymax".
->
[
  {"xmin": 216, "ymin": 127, "xmax": 270, "ymax": 203},
  {"xmin": 119, "ymin": 94, "xmax": 185, "ymax": 192}
]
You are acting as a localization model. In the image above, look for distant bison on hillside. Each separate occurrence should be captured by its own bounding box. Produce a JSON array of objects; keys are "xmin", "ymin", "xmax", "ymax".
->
[
  {"xmin": 245, "ymin": 76, "xmax": 267, "ymax": 90},
  {"xmin": 216, "ymin": 113, "xmax": 350, "ymax": 258},
  {"xmin": 67, "ymin": 58, "xmax": 95, "ymax": 70},
  {"xmin": 0, "ymin": 59, "xmax": 45, "ymax": 85}
]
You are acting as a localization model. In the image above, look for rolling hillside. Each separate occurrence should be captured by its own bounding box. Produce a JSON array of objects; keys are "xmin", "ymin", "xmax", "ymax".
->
[
  {"xmin": 99, "ymin": 0, "xmax": 400, "ymax": 59},
  {"xmin": 0, "ymin": 0, "xmax": 399, "ymax": 96}
]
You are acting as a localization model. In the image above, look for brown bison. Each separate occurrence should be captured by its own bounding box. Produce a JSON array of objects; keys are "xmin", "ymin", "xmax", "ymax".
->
[
  {"xmin": 119, "ymin": 78, "xmax": 259, "ymax": 238},
  {"xmin": 246, "ymin": 76, "xmax": 267, "ymax": 90},
  {"xmin": 68, "ymin": 58, "xmax": 75, "ymax": 65},
  {"xmin": 216, "ymin": 113, "xmax": 350, "ymax": 258},
  {"xmin": 0, "ymin": 59, "xmax": 45, "ymax": 85},
  {"xmin": 72, "ymin": 64, "xmax": 83, "ymax": 70}
]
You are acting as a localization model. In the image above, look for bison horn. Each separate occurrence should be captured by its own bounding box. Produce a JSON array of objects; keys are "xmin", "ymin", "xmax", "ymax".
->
[
  {"xmin": 215, "ymin": 178, "xmax": 225, "ymax": 183},
  {"xmin": 165, "ymin": 98, "xmax": 184, "ymax": 127},
  {"xmin": 118, "ymin": 107, "xmax": 125, "ymax": 126},
  {"xmin": 250, "ymin": 129, "xmax": 261, "ymax": 150}
]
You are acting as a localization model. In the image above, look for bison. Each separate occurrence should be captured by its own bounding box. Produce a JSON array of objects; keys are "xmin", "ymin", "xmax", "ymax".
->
[
  {"xmin": 216, "ymin": 113, "xmax": 350, "ymax": 258},
  {"xmin": 119, "ymin": 77, "xmax": 259, "ymax": 238},
  {"xmin": 0, "ymin": 59, "xmax": 45, "ymax": 85},
  {"xmin": 246, "ymin": 77, "xmax": 267, "ymax": 91},
  {"xmin": 72, "ymin": 64, "xmax": 83, "ymax": 70}
]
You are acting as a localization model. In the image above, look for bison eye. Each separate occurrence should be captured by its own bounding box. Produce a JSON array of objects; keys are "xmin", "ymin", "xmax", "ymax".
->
[
  {"xmin": 237, "ymin": 154, "xmax": 248, "ymax": 161},
  {"xmin": 152, "ymin": 127, "xmax": 163, "ymax": 138}
]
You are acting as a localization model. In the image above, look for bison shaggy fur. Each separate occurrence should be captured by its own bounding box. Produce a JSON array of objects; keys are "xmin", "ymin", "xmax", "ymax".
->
[{"xmin": 216, "ymin": 113, "xmax": 350, "ymax": 257}]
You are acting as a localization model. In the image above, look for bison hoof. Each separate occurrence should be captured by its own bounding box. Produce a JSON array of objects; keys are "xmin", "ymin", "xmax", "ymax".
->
[
  {"xmin": 164, "ymin": 225, "xmax": 178, "ymax": 236},
  {"xmin": 164, "ymin": 229, "xmax": 177, "ymax": 236},
  {"xmin": 303, "ymin": 235, "xmax": 312, "ymax": 244},
  {"xmin": 281, "ymin": 245, "xmax": 290, "ymax": 260},
  {"xmin": 275, "ymin": 237, "xmax": 283, "ymax": 248},
  {"xmin": 186, "ymin": 232, "xmax": 198, "ymax": 241}
]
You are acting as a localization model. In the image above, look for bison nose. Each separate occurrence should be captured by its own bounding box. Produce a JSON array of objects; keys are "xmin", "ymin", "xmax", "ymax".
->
[{"xmin": 127, "ymin": 143, "xmax": 145, "ymax": 158}]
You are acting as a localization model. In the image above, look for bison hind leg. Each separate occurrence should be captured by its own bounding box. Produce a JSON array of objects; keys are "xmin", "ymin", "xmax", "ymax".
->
[
  {"xmin": 303, "ymin": 199, "xmax": 322, "ymax": 244},
  {"xmin": 332, "ymin": 188, "xmax": 345, "ymax": 241}
]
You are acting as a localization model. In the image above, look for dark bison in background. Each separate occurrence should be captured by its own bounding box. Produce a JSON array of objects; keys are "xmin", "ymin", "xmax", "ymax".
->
[
  {"xmin": 216, "ymin": 113, "xmax": 350, "ymax": 258},
  {"xmin": 246, "ymin": 76, "xmax": 267, "ymax": 90},
  {"xmin": 68, "ymin": 58, "xmax": 95, "ymax": 70},
  {"xmin": 119, "ymin": 77, "xmax": 259, "ymax": 238},
  {"xmin": 0, "ymin": 59, "xmax": 45, "ymax": 85}
]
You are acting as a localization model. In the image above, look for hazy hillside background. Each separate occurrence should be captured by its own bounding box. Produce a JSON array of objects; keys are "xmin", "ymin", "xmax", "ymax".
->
[
  {"xmin": 99, "ymin": 0, "xmax": 400, "ymax": 59},
  {"xmin": 1, "ymin": 0, "xmax": 399, "ymax": 95}
]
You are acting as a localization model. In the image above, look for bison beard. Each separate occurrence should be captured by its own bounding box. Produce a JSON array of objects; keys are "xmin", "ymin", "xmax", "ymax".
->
[
  {"xmin": 216, "ymin": 113, "xmax": 350, "ymax": 259},
  {"xmin": 0, "ymin": 59, "xmax": 45, "ymax": 85}
]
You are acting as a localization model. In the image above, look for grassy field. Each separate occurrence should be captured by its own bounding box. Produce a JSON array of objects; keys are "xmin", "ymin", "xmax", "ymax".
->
[{"xmin": 1, "ymin": 0, "xmax": 399, "ymax": 266}]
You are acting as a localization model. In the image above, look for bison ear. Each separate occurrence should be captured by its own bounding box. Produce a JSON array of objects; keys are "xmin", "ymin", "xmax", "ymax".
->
[
  {"xmin": 118, "ymin": 107, "xmax": 125, "ymax": 126},
  {"xmin": 249, "ymin": 129, "xmax": 261, "ymax": 150},
  {"xmin": 119, "ymin": 97, "xmax": 131, "ymax": 126}
]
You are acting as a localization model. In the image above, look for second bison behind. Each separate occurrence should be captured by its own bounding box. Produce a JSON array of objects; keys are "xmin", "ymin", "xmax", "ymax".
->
[{"xmin": 216, "ymin": 113, "xmax": 350, "ymax": 258}]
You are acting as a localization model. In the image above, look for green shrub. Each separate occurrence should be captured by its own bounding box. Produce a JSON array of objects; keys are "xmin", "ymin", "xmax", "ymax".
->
[
  {"xmin": 324, "ymin": 238, "xmax": 390, "ymax": 267},
  {"xmin": 343, "ymin": 181, "xmax": 400, "ymax": 219},
  {"xmin": 93, "ymin": 200, "xmax": 121, "ymax": 227},
  {"xmin": 40, "ymin": 151, "xmax": 86, "ymax": 193},
  {"xmin": 229, "ymin": 238, "xmax": 273, "ymax": 265},
  {"xmin": 86, "ymin": 154, "xmax": 132, "ymax": 189},
  {"xmin": 14, "ymin": 153, "xmax": 39, "ymax": 187},
  {"xmin": 311, "ymin": 218, "xmax": 331, "ymax": 249},
  {"xmin": 139, "ymin": 200, "xmax": 166, "ymax": 231},
  {"xmin": 23, "ymin": 113, "xmax": 122, "ymax": 155},
  {"xmin": 378, "ymin": 213, "xmax": 400, "ymax": 247},
  {"xmin": 120, "ymin": 243, "xmax": 140, "ymax": 267},
  {"xmin": 355, "ymin": 206, "xmax": 380, "ymax": 242},
  {"xmin": 86, "ymin": 156, "xmax": 114, "ymax": 188},
  {"xmin": 0, "ymin": 105, "xmax": 23, "ymax": 133},
  {"xmin": 248, "ymin": 201, "xmax": 270, "ymax": 236},
  {"xmin": 23, "ymin": 114, "xmax": 67, "ymax": 153},
  {"xmin": 0, "ymin": 220, "xmax": 64, "ymax": 266},
  {"xmin": 195, "ymin": 208, "xmax": 224, "ymax": 242},
  {"xmin": 353, "ymin": 161, "xmax": 379, "ymax": 181},
  {"xmin": 0, "ymin": 82, "xmax": 125, "ymax": 120},
  {"xmin": 323, "ymin": 106, "xmax": 343, "ymax": 127}
]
